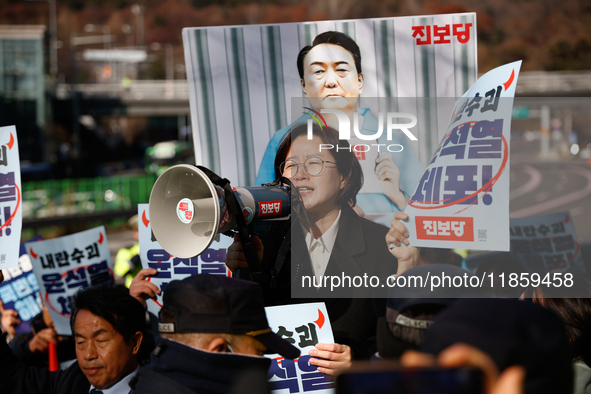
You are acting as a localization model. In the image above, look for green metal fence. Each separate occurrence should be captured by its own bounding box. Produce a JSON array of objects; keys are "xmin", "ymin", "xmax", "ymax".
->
[{"xmin": 21, "ymin": 174, "xmax": 157, "ymax": 219}]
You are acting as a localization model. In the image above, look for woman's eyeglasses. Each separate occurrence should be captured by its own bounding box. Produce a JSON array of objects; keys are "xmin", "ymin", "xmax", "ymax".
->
[{"xmin": 280, "ymin": 157, "xmax": 337, "ymax": 179}]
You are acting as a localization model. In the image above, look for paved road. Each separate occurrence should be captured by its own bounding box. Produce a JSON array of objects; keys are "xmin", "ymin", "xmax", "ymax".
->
[{"xmin": 510, "ymin": 137, "xmax": 591, "ymax": 242}]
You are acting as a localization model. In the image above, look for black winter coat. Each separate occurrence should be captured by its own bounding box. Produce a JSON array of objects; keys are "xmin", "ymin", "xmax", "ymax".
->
[
  {"xmin": 1, "ymin": 332, "xmax": 90, "ymax": 394},
  {"xmin": 255, "ymin": 204, "xmax": 398, "ymax": 359}
]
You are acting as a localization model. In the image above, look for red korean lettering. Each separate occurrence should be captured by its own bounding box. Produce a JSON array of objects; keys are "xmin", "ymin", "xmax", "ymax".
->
[{"xmin": 412, "ymin": 25, "xmax": 431, "ymax": 45}]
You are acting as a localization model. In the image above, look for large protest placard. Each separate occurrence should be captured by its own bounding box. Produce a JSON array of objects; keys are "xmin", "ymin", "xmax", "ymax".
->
[
  {"xmin": 25, "ymin": 226, "xmax": 114, "ymax": 335},
  {"xmin": 510, "ymin": 211, "xmax": 585, "ymax": 273},
  {"xmin": 183, "ymin": 13, "xmax": 478, "ymax": 193},
  {"xmin": 265, "ymin": 302, "xmax": 335, "ymax": 394},
  {"xmin": 0, "ymin": 126, "xmax": 22, "ymax": 269},
  {"xmin": 0, "ymin": 238, "xmax": 43, "ymax": 333},
  {"xmin": 404, "ymin": 61, "xmax": 522, "ymax": 251},
  {"xmin": 138, "ymin": 203, "xmax": 232, "ymax": 316}
]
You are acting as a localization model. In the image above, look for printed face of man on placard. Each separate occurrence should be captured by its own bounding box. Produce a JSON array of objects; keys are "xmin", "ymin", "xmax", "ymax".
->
[{"xmin": 300, "ymin": 42, "xmax": 364, "ymax": 115}]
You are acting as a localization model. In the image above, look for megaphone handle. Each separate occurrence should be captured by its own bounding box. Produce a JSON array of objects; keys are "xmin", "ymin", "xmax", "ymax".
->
[
  {"xmin": 195, "ymin": 165, "xmax": 268, "ymax": 284},
  {"xmin": 235, "ymin": 267, "xmax": 251, "ymax": 280}
]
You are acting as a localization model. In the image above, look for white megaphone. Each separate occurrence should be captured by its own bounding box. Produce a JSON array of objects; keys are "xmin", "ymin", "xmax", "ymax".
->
[{"xmin": 149, "ymin": 164, "xmax": 291, "ymax": 259}]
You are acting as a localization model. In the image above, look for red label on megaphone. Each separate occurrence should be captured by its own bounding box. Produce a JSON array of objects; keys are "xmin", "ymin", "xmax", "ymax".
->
[
  {"xmin": 258, "ymin": 201, "xmax": 282, "ymax": 217},
  {"xmin": 176, "ymin": 198, "xmax": 194, "ymax": 224}
]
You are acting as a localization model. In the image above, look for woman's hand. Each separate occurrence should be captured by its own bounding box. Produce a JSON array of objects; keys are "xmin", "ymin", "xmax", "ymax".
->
[
  {"xmin": 376, "ymin": 154, "xmax": 407, "ymax": 210},
  {"xmin": 129, "ymin": 268, "xmax": 161, "ymax": 309},
  {"xmin": 308, "ymin": 343, "xmax": 353, "ymax": 376},
  {"xmin": 225, "ymin": 234, "xmax": 263, "ymax": 277},
  {"xmin": 385, "ymin": 211, "xmax": 420, "ymax": 276}
]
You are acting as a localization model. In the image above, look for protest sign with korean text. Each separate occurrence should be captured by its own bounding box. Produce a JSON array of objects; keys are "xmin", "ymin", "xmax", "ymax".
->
[
  {"xmin": 265, "ymin": 302, "xmax": 335, "ymax": 394},
  {"xmin": 25, "ymin": 226, "xmax": 113, "ymax": 335},
  {"xmin": 0, "ymin": 126, "xmax": 22, "ymax": 269},
  {"xmin": 183, "ymin": 13, "xmax": 478, "ymax": 190},
  {"xmin": 0, "ymin": 237, "xmax": 44, "ymax": 333},
  {"xmin": 405, "ymin": 61, "xmax": 522, "ymax": 251},
  {"xmin": 510, "ymin": 211, "xmax": 585, "ymax": 273},
  {"xmin": 138, "ymin": 204, "xmax": 232, "ymax": 317}
]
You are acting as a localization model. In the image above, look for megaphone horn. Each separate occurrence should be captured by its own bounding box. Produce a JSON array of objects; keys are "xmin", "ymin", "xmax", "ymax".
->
[{"xmin": 149, "ymin": 164, "xmax": 291, "ymax": 258}]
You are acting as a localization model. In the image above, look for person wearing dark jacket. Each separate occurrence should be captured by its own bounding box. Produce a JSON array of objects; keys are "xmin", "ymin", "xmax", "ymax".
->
[
  {"xmin": 8, "ymin": 306, "xmax": 76, "ymax": 368},
  {"xmin": 226, "ymin": 123, "xmax": 418, "ymax": 371},
  {"xmin": 129, "ymin": 273, "xmax": 300, "ymax": 394},
  {"xmin": 0, "ymin": 285, "xmax": 146, "ymax": 394},
  {"xmin": 416, "ymin": 298, "xmax": 574, "ymax": 394}
]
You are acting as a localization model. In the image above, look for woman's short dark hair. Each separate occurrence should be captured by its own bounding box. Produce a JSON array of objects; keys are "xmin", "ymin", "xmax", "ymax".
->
[
  {"xmin": 297, "ymin": 31, "xmax": 362, "ymax": 79},
  {"xmin": 274, "ymin": 122, "xmax": 363, "ymax": 207},
  {"xmin": 70, "ymin": 285, "xmax": 145, "ymax": 344}
]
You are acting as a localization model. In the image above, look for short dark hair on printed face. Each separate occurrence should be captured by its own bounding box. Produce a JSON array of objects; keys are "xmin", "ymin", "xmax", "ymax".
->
[
  {"xmin": 274, "ymin": 123, "xmax": 363, "ymax": 207},
  {"xmin": 70, "ymin": 286, "xmax": 145, "ymax": 343},
  {"xmin": 297, "ymin": 31, "xmax": 362, "ymax": 79}
]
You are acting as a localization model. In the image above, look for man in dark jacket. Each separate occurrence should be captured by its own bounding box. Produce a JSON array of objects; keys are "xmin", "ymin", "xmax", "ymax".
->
[
  {"xmin": 0, "ymin": 285, "xmax": 146, "ymax": 394},
  {"xmin": 129, "ymin": 273, "xmax": 300, "ymax": 394}
]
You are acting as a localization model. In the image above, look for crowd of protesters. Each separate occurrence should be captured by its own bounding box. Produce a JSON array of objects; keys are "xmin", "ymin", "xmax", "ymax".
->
[
  {"xmin": 1, "ymin": 29, "xmax": 591, "ymax": 394},
  {"xmin": 2, "ymin": 246, "xmax": 591, "ymax": 394}
]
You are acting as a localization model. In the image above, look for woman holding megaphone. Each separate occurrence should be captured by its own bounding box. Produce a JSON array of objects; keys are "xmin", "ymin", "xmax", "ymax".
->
[{"xmin": 226, "ymin": 123, "xmax": 418, "ymax": 375}]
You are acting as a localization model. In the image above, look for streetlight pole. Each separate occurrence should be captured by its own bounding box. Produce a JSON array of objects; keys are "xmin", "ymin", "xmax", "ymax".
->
[
  {"xmin": 165, "ymin": 43, "xmax": 173, "ymax": 81},
  {"xmin": 150, "ymin": 42, "xmax": 173, "ymax": 81},
  {"xmin": 70, "ymin": 32, "xmax": 81, "ymax": 176},
  {"xmin": 25, "ymin": 0, "xmax": 58, "ymax": 79},
  {"xmin": 150, "ymin": 42, "xmax": 174, "ymax": 98},
  {"xmin": 69, "ymin": 31, "xmax": 114, "ymax": 175},
  {"xmin": 131, "ymin": 4, "xmax": 144, "ymax": 47},
  {"xmin": 48, "ymin": 0, "xmax": 57, "ymax": 78}
]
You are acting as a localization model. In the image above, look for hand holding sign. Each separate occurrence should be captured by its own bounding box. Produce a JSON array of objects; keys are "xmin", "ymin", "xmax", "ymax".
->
[
  {"xmin": 387, "ymin": 211, "xmax": 411, "ymax": 247},
  {"xmin": 0, "ymin": 298, "xmax": 20, "ymax": 337},
  {"xmin": 28, "ymin": 327, "xmax": 58, "ymax": 353},
  {"xmin": 129, "ymin": 268, "xmax": 161, "ymax": 309},
  {"xmin": 386, "ymin": 212, "xmax": 420, "ymax": 276},
  {"xmin": 308, "ymin": 343, "xmax": 352, "ymax": 376}
]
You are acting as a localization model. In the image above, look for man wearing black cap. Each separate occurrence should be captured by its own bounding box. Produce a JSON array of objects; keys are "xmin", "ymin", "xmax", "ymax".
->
[
  {"xmin": 376, "ymin": 264, "xmax": 476, "ymax": 360},
  {"xmin": 129, "ymin": 273, "xmax": 300, "ymax": 394}
]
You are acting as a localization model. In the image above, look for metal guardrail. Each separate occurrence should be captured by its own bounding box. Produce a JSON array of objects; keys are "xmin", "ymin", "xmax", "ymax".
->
[
  {"xmin": 55, "ymin": 80, "xmax": 190, "ymax": 101},
  {"xmin": 54, "ymin": 71, "xmax": 591, "ymax": 102},
  {"xmin": 21, "ymin": 174, "xmax": 156, "ymax": 220},
  {"xmin": 515, "ymin": 71, "xmax": 591, "ymax": 94}
]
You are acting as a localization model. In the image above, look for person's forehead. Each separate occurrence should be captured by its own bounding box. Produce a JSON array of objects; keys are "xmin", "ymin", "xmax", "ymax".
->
[
  {"xmin": 288, "ymin": 135, "xmax": 335, "ymax": 159},
  {"xmin": 304, "ymin": 43, "xmax": 355, "ymax": 67},
  {"xmin": 74, "ymin": 309, "xmax": 116, "ymax": 334}
]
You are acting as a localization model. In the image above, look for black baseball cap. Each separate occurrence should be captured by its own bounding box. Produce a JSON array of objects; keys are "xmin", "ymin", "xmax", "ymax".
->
[
  {"xmin": 386, "ymin": 264, "xmax": 479, "ymax": 324},
  {"xmin": 158, "ymin": 274, "xmax": 300, "ymax": 359}
]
